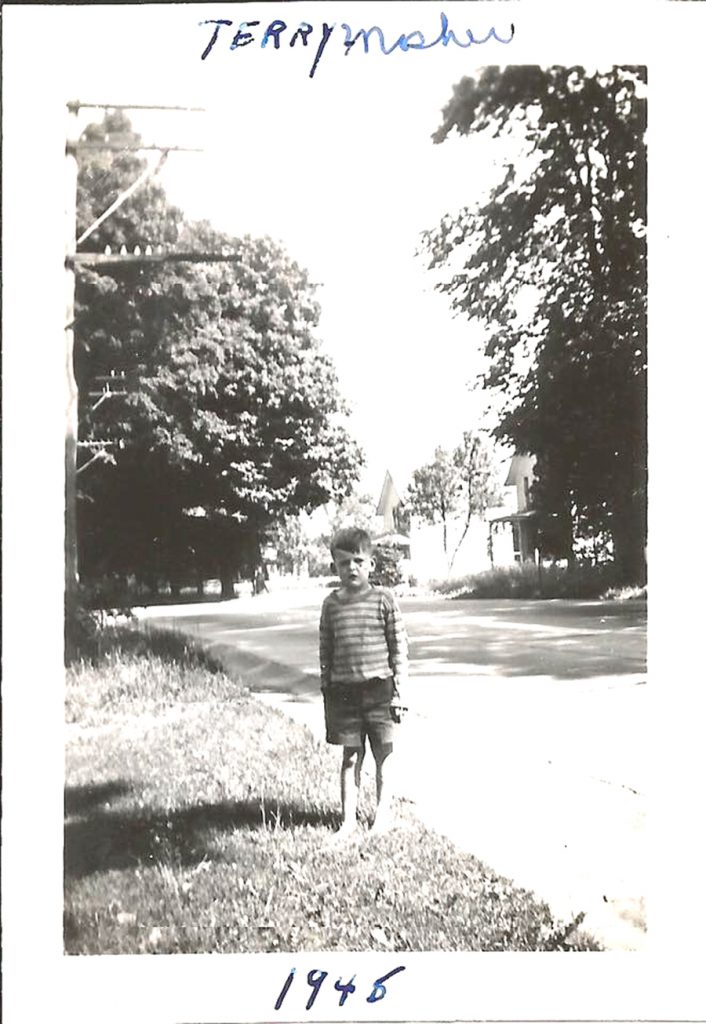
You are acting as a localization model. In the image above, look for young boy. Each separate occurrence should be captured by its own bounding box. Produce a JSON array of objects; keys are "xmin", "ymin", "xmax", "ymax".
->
[{"xmin": 319, "ymin": 527, "xmax": 408, "ymax": 836}]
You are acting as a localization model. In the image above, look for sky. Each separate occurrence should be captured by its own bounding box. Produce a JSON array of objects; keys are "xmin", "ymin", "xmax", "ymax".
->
[{"xmin": 60, "ymin": 3, "xmax": 525, "ymax": 499}]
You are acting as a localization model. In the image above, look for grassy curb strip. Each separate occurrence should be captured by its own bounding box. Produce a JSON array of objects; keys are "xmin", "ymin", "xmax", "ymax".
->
[
  {"xmin": 65, "ymin": 626, "xmax": 600, "ymax": 953},
  {"xmin": 431, "ymin": 562, "xmax": 647, "ymax": 601}
]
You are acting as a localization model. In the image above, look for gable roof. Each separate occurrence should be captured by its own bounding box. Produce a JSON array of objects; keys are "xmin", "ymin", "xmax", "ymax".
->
[
  {"xmin": 504, "ymin": 453, "xmax": 535, "ymax": 487},
  {"xmin": 376, "ymin": 470, "xmax": 401, "ymax": 515}
]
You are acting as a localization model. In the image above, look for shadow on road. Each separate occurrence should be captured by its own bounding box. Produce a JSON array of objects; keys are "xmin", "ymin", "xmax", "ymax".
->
[
  {"xmin": 143, "ymin": 596, "xmax": 647, "ymax": 690},
  {"xmin": 444, "ymin": 598, "xmax": 646, "ymax": 623},
  {"xmin": 408, "ymin": 631, "xmax": 645, "ymax": 681},
  {"xmin": 207, "ymin": 643, "xmax": 321, "ymax": 699}
]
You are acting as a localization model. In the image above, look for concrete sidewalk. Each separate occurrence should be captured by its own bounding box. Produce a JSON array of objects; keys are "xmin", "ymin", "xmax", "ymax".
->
[{"xmin": 186, "ymin": 634, "xmax": 647, "ymax": 952}]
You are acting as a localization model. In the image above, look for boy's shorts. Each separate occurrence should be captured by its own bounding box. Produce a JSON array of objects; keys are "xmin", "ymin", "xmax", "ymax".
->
[{"xmin": 323, "ymin": 676, "xmax": 395, "ymax": 748}]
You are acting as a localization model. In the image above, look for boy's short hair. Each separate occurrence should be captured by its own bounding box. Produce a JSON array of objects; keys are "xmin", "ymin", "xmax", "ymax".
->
[{"xmin": 330, "ymin": 526, "xmax": 374, "ymax": 558}]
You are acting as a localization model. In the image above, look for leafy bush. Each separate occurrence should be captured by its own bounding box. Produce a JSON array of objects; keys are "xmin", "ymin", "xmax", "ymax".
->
[
  {"xmin": 602, "ymin": 584, "xmax": 647, "ymax": 601},
  {"xmin": 68, "ymin": 617, "xmax": 222, "ymax": 673},
  {"xmin": 432, "ymin": 561, "xmax": 625, "ymax": 600},
  {"xmin": 371, "ymin": 545, "xmax": 404, "ymax": 588},
  {"xmin": 65, "ymin": 596, "xmax": 136, "ymax": 664},
  {"xmin": 79, "ymin": 577, "xmax": 137, "ymax": 611},
  {"xmin": 78, "ymin": 576, "xmax": 234, "ymax": 610}
]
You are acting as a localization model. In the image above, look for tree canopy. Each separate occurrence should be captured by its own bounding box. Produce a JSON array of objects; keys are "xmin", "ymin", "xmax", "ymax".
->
[
  {"xmin": 407, "ymin": 447, "xmax": 459, "ymax": 561},
  {"xmin": 75, "ymin": 113, "xmax": 363, "ymax": 594},
  {"xmin": 425, "ymin": 66, "xmax": 647, "ymax": 581}
]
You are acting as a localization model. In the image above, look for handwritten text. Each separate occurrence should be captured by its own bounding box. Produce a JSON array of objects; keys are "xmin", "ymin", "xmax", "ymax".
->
[
  {"xmin": 199, "ymin": 11, "xmax": 515, "ymax": 78},
  {"xmin": 274, "ymin": 965, "xmax": 406, "ymax": 1011}
]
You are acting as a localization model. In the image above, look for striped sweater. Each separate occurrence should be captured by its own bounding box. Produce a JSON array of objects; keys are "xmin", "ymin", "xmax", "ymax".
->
[{"xmin": 319, "ymin": 586, "xmax": 408, "ymax": 686}]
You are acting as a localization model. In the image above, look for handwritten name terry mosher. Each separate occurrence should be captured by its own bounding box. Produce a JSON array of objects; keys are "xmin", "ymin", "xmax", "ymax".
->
[{"xmin": 199, "ymin": 11, "xmax": 515, "ymax": 79}]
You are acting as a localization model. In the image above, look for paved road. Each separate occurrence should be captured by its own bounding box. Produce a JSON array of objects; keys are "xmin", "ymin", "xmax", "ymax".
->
[{"xmin": 138, "ymin": 587, "xmax": 647, "ymax": 950}]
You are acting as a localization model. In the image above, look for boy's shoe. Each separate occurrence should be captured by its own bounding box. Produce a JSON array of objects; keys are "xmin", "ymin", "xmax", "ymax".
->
[
  {"xmin": 369, "ymin": 815, "xmax": 395, "ymax": 836},
  {"xmin": 326, "ymin": 822, "xmax": 359, "ymax": 846}
]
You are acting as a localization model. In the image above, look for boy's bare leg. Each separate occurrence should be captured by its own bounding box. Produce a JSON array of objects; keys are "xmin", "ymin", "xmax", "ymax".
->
[
  {"xmin": 369, "ymin": 737, "xmax": 394, "ymax": 833},
  {"xmin": 338, "ymin": 745, "xmax": 364, "ymax": 834}
]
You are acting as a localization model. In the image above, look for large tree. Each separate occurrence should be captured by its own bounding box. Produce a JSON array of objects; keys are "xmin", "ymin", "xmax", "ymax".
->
[
  {"xmin": 75, "ymin": 113, "xmax": 362, "ymax": 595},
  {"xmin": 425, "ymin": 66, "xmax": 647, "ymax": 582}
]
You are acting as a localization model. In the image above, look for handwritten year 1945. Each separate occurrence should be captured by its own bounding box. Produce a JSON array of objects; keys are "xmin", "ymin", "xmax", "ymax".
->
[{"xmin": 275, "ymin": 965, "xmax": 406, "ymax": 1011}]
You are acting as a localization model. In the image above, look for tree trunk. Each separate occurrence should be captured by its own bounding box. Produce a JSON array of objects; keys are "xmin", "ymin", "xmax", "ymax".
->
[
  {"xmin": 611, "ymin": 506, "xmax": 647, "ymax": 585},
  {"xmin": 563, "ymin": 493, "xmax": 576, "ymax": 565},
  {"xmin": 610, "ymin": 439, "xmax": 647, "ymax": 584},
  {"xmin": 144, "ymin": 574, "xmax": 160, "ymax": 597},
  {"xmin": 220, "ymin": 572, "xmax": 235, "ymax": 599},
  {"xmin": 449, "ymin": 510, "xmax": 474, "ymax": 574}
]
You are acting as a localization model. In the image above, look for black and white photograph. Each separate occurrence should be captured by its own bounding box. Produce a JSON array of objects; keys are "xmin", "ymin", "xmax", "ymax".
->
[{"xmin": 3, "ymin": 1, "xmax": 706, "ymax": 1022}]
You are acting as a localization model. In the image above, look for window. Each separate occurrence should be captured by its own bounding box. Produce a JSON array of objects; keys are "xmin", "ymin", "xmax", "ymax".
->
[{"xmin": 512, "ymin": 522, "xmax": 521, "ymax": 561}]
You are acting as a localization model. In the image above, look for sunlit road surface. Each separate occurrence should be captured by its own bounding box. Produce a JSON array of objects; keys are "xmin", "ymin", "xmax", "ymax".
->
[{"xmin": 138, "ymin": 587, "xmax": 647, "ymax": 950}]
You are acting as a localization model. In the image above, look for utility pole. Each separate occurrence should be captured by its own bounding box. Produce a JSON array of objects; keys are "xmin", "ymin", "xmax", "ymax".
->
[
  {"xmin": 64, "ymin": 101, "xmax": 202, "ymax": 640},
  {"xmin": 63, "ymin": 100, "xmax": 240, "ymax": 648},
  {"xmin": 65, "ymin": 104, "xmax": 79, "ymax": 636}
]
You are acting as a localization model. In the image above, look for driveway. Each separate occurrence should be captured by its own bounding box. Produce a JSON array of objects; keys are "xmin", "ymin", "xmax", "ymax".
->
[{"xmin": 138, "ymin": 586, "xmax": 647, "ymax": 950}]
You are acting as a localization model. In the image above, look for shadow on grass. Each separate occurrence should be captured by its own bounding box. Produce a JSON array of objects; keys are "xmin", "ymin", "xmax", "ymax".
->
[
  {"xmin": 65, "ymin": 782, "xmax": 338, "ymax": 881},
  {"xmin": 73, "ymin": 624, "xmax": 225, "ymax": 672},
  {"xmin": 65, "ymin": 781, "xmax": 134, "ymax": 816}
]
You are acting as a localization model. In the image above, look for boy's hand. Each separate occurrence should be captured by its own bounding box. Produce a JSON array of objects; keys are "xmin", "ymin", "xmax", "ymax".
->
[
  {"xmin": 390, "ymin": 698, "xmax": 407, "ymax": 723},
  {"xmin": 391, "ymin": 675, "xmax": 407, "ymax": 721}
]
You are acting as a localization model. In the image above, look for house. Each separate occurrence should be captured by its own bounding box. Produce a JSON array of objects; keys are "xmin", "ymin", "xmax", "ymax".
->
[
  {"xmin": 376, "ymin": 470, "xmax": 403, "ymax": 533},
  {"xmin": 488, "ymin": 453, "xmax": 539, "ymax": 564},
  {"xmin": 371, "ymin": 455, "xmax": 543, "ymax": 583},
  {"xmin": 400, "ymin": 453, "xmax": 540, "ymax": 581},
  {"xmin": 374, "ymin": 471, "xmax": 411, "ymax": 559}
]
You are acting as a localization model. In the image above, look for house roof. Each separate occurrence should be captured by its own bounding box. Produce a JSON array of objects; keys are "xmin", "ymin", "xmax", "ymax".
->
[
  {"xmin": 504, "ymin": 453, "xmax": 535, "ymax": 487},
  {"xmin": 489, "ymin": 510, "xmax": 540, "ymax": 525},
  {"xmin": 376, "ymin": 470, "xmax": 401, "ymax": 515},
  {"xmin": 374, "ymin": 532, "xmax": 411, "ymax": 547}
]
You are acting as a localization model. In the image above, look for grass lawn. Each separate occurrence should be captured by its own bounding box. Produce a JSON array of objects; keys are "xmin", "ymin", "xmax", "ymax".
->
[{"xmin": 65, "ymin": 627, "xmax": 600, "ymax": 953}]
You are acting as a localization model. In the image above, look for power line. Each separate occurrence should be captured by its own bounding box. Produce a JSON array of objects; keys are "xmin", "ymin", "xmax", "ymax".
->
[
  {"xmin": 68, "ymin": 101, "xmax": 207, "ymax": 112},
  {"xmin": 69, "ymin": 250, "xmax": 241, "ymax": 269},
  {"xmin": 76, "ymin": 150, "xmax": 170, "ymax": 246},
  {"xmin": 67, "ymin": 142, "xmax": 202, "ymax": 154}
]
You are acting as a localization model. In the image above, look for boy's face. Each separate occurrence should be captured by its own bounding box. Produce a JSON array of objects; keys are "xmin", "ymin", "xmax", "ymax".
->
[{"xmin": 333, "ymin": 547, "xmax": 374, "ymax": 591}]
